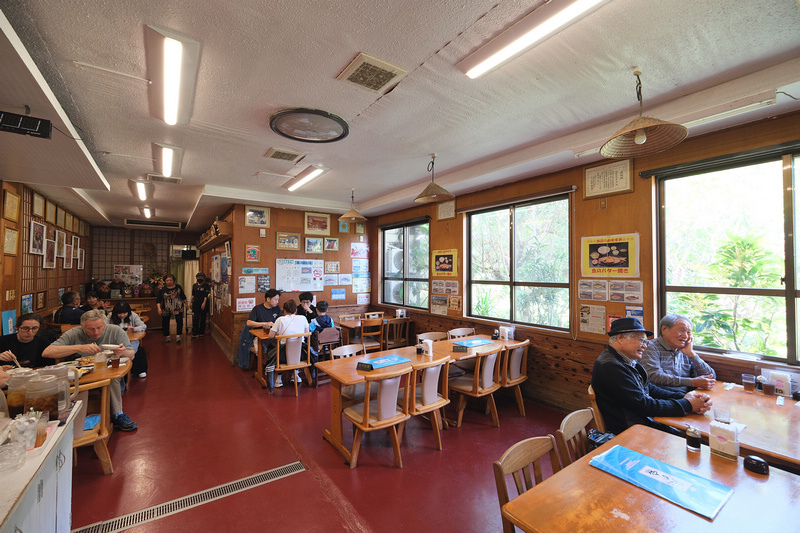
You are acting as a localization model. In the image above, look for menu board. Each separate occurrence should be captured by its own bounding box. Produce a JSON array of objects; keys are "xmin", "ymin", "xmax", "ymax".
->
[{"xmin": 275, "ymin": 258, "xmax": 324, "ymax": 292}]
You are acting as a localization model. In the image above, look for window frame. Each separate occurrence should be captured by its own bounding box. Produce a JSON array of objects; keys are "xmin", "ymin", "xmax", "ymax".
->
[
  {"xmin": 380, "ymin": 220, "xmax": 430, "ymax": 309},
  {"xmin": 466, "ymin": 194, "xmax": 571, "ymax": 329}
]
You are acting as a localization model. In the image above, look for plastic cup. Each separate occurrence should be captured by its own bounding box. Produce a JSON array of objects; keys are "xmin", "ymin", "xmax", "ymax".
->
[
  {"xmin": 742, "ymin": 373, "xmax": 756, "ymax": 393},
  {"xmin": 110, "ymin": 357, "xmax": 121, "ymax": 369},
  {"xmin": 762, "ymin": 379, "xmax": 776, "ymax": 396}
]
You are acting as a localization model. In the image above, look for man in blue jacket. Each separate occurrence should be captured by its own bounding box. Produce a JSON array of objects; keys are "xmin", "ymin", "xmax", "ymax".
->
[{"xmin": 591, "ymin": 317, "xmax": 712, "ymax": 435}]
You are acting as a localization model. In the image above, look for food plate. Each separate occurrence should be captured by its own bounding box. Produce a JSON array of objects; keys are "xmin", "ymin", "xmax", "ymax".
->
[
  {"xmin": 102, "ymin": 344, "xmax": 122, "ymax": 350},
  {"xmin": 121, "ymin": 357, "xmax": 130, "ymax": 363}
]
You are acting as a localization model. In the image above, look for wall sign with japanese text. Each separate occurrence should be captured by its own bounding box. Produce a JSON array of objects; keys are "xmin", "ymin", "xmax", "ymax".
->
[
  {"xmin": 581, "ymin": 233, "xmax": 639, "ymax": 277},
  {"xmin": 583, "ymin": 159, "xmax": 632, "ymax": 199}
]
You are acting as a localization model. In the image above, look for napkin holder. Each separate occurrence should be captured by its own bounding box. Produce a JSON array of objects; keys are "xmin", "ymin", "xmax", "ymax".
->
[
  {"xmin": 422, "ymin": 339, "xmax": 434, "ymax": 357},
  {"xmin": 709, "ymin": 420, "xmax": 739, "ymax": 461},
  {"xmin": 499, "ymin": 326, "xmax": 513, "ymax": 340},
  {"xmin": 770, "ymin": 371, "xmax": 793, "ymax": 397}
]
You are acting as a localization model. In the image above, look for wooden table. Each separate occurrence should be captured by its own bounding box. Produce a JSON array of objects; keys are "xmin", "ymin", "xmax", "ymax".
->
[
  {"xmin": 250, "ymin": 327, "xmax": 273, "ymax": 389},
  {"xmin": 127, "ymin": 330, "xmax": 146, "ymax": 342},
  {"xmin": 431, "ymin": 334, "xmax": 516, "ymax": 362},
  {"xmin": 315, "ymin": 346, "xmax": 431, "ymax": 463},
  {"xmin": 336, "ymin": 317, "xmax": 411, "ymax": 348},
  {"xmin": 654, "ymin": 381, "xmax": 800, "ymax": 469},
  {"xmin": 71, "ymin": 360, "xmax": 132, "ymax": 475},
  {"xmin": 501, "ymin": 424, "xmax": 800, "ymax": 532}
]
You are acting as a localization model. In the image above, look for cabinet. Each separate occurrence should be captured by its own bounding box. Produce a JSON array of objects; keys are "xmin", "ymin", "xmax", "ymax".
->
[{"xmin": 1, "ymin": 403, "xmax": 79, "ymax": 533}]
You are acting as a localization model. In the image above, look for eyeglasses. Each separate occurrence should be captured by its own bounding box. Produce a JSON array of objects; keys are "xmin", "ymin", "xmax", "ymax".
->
[
  {"xmin": 632, "ymin": 337, "xmax": 648, "ymax": 346},
  {"xmin": 18, "ymin": 326, "xmax": 40, "ymax": 332}
]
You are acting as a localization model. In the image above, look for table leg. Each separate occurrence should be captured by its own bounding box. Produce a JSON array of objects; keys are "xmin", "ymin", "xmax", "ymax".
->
[
  {"xmin": 253, "ymin": 337, "xmax": 268, "ymax": 389},
  {"xmin": 322, "ymin": 380, "xmax": 352, "ymax": 462}
]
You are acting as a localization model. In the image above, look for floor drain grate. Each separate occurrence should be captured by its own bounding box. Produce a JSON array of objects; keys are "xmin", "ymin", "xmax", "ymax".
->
[{"xmin": 71, "ymin": 461, "xmax": 306, "ymax": 533}]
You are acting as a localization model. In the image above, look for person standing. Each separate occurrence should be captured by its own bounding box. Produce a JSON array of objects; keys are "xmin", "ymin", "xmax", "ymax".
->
[
  {"xmin": 156, "ymin": 273, "xmax": 187, "ymax": 343},
  {"xmin": 191, "ymin": 272, "xmax": 211, "ymax": 338}
]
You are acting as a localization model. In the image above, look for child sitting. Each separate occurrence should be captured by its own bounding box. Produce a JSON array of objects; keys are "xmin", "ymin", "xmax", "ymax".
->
[{"xmin": 310, "ymin": 301, "xmax": 333, "ymax": 353}]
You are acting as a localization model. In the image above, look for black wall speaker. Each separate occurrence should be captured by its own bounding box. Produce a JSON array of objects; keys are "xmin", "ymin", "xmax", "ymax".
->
[{"xmin": 181, "ymin": 250, "xmax": 197, "ymax": 260}]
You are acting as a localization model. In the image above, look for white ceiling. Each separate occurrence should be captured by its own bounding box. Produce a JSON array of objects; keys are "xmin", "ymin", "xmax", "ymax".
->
[{"xmin": 1, "ymin": 0, "xmax": 800, "ymax": 233}]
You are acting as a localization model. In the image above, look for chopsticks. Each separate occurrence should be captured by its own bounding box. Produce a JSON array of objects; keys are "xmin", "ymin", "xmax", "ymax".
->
[{"xmin": 12, "ymin": 357, "xmax": 22, "ymax": 368}]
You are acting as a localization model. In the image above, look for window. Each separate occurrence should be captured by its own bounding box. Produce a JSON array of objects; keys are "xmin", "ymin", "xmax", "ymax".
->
[
  {"xmin": 658, "ymin": 154, "xmax": 799, "ymax": 364},
  {"xmin": 468, "ymin": 196, "xmax": 570, "ymax": 328},
  {"xmin": 382, "ymin": 221, "xmax": 429, "ymax": 308}
]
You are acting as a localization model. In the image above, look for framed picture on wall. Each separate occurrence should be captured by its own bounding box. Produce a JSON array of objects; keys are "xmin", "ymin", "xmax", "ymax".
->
[
  {"xmin": 55, "ymin": 230, "xmax": 66, "ymax": 258},
  {"xmin": 77, "ymin": 248, "xmax": 85, "ymax": 270},
  {"xmin": 20, "ymin": 294, "xmax": 33, "ymax": 314},
  {"xmin": 355, "ymin": 221, "xmax": 366, "ymax": 234},
  {"xmin": 72, "ymin": 217, "xmax": 80, "ymax": 233},
  {"xmin": 65, "ymin": 212, "xmax": 73, "ymax": 232},
  {"xmin": 4, "ymin": 228, "xmax": 18, "ymax": 255},
  {"xmin": 339, "ymin": 221, "xmax": 349, "ymax": 233},
  {"xmin": 276, "ymin": 232, "xmax": 300, "ymax": 251},
  {"xmin": 305, "ymin": 237, "xmax": 323, "ymax": 254},
  {"xmin": 45, "ymin": 200, "xmax": 56, "ymax": 224},
  {"xmin": 29, "ymin": 221, "xmax": 45, "ymax": 255},
  {"xmin": 56, "ymin": 206, "xmax": 65, "ymax": 228},
  {"xmin": 245, "ymin": 244, "xmax": 260, "ymax": 262},
  {"xmin": 304, "ymin": 212, "xmax": 330, "ymax": 236},
  {"xmin": 33, "ymin": 193, "xmax": 45, "ymax": 218},
  {"xmin": 63, "ymin": 244, "xmax": 73, "ymax": 269},
  {"xmin": 43, "ymin": 239, "xmax": 56, "ymax": 269},
  {"xmin": 36, "ymin": 291, "xmax": 46, "ymax": 310},
  {"xmin": 72, "ymin": 236, "xmax": 80, "ymax": 257},
  {"xmin": 324, "ymin": 237, "xmax": 339, "ymax": 251},
  {"xmin": 583, "ymin": 159, "xmax": 633, "ymax": 199},
  {"xmin": 244, "ymin": 205, "xmax": 270, "ymax": 228},
  {"xmin": 3, "ymin": 190, "xmax": 20, "ymax": 222}
]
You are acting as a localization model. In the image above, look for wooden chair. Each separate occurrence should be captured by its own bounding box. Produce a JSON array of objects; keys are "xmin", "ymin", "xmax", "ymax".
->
[
  {"xmin": 587, "ymin": 384, "xmax": 606, "ymax": 433},
  {"xmin": 331, "ymin": 343, "xmax": 365, "ymax": 359},
  {"xmin": 416, "ymin": 331, "xmax": 448, "ymax": 343},
  {"xmin": 72, "ymin": 378, "xmax": 114, "ymax": 475},
  {"xmin": 338, "ymin": 313, "xmax": 362, "ymax": 321},
  {"xmin": 386, "ymin": 318, "xmax": 409, "ymax": 349},
  {"xmin": 364, "ymin": 311, "xmax": 384, "ymax": 319},
  {"xmin": 316, "ymin": 326, "xmax": 341, "ymax": 359},
  {"xmin": 398, "ymin": 355, "xmax": 450, "ymax": 450},
  {"xmin": 360, "ymin": 318, "xmax": 385, "ymax": 353},
  {"xmin": 493, "ymin": 435, "xmax": 562, "ymax": 533},
  {"xmin": 273, "ymin": 332, "xmax": 313, "ymax": 396},
  {"xmin": 447, "ymin": 327, "xmax": 475, "ymax": 339},
  {"xmin": 499, "ymin": 339, "xmax": 530, "ymax": 416},
  {"xmin": 448, "ymin": 346, "xmax": 503, "ymax": 427},
  {"xmin": 332, "ymin": 344, "xmax": 367, "ymax": 403},
  {"xmin": 342, "ymin": 365, "xmax": 412, "ymax": 469},
  {"xmin": 555, "ymin": 407, "xmax": 597, "ymax": 466}
]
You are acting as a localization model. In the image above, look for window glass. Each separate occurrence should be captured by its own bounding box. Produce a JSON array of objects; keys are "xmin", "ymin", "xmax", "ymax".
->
[{"xmin": 381, "ymin": 222, "xmax": 429, "ymax": 309}]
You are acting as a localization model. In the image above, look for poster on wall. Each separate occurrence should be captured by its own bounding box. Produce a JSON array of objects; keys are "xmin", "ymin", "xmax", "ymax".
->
[
  {"xmin": 323, "ymin": 274, "xmax": 338, "ymax": 286},
  {"xmin": 580, "ymin": 233, "xmax": 640, "ymax": 278},
  {"xmin": 339, "ymin": 274, "xmax": 352, "ymax": 286},
  {"xmin": 357, "ymin": 293, "xmax": 370, "ymax": 305},
  {"xmin": 276, "ymin": 258, "xmax": 324, "ymax": 292},
  {"xmin": 432, "ymin": 249, "xmax": 458, "ymax": 277},
  {"xmin": 331, "ymin": 288, "xmax": 346, "ymax": 300},
  {"xmin": 236, "ymin": 297, "xmax": 256, "ymax": 312},
  {"xmin": 579, "ymin": 304, "xmax": 606, "ymax": 335},
  {"xmin": 352, "ymin": 273, "xmax": 370, "ymax": 293},
  {"xmin": 212, "ymin": 254, "xmax": 221, "ymax": 282},
  {"xmin": 430, "ymin": 295, "xmax": 449, "ymax": 315},
  {"xmin": 2, "ymin": 309, "xmax": 17, "ymax": 335},
  {"xmin": 239, "ymin": 276, "xmax": 256, "ymax": 293},
  {"xmin": 352, "ymin": 258, "xmax": 368, "ymax": 273},
  {"xmin": 256, "ymin": 275, "xmax": 270, "ymax": 293}
]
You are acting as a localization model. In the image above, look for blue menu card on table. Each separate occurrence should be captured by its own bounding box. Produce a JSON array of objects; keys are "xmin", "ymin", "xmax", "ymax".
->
[
  {"xmin": 356, "ymin": 355, "xmax": 410, "ymax": 371},
  {"xmin": 589, "ymin": 445, "xmax": 734, "ymax": 520},
  {"xmin": 452, "ymin": 339, "xmax": 493, "ymax": 348}
]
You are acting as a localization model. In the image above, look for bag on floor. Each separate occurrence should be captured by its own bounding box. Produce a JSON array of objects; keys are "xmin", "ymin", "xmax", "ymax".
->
[{"xmin": 587, "ymin": 428, "xmax": 615, "ymax": 450}]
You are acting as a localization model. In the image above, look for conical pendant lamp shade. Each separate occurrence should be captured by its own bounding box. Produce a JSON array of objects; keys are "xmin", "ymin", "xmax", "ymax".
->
[
  {"xmin": 599, "ymin": 71, "xmax": 688, "ymax": 159},
  {"xmin": 339, "ymin": 189, "xmax": 367, "ymax": 222},
  {"xmin": 414, "ymin": 153, "xmax": 454, "ymax": 203}
]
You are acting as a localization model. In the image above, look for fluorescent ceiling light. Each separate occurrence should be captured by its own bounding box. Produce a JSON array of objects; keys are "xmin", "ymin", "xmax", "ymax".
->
[
  {"xmin": 144, "ymin": 25, "xmax": 201, "ymax": 125},
  {"xmin": 142, "ymin": 207, "xmax": 153, "ymax": 219},
  {"xmin": 681, "ymin": 97, "xmax": 776, "ymax": 128},
  {"xmin": 136, "ymin": 182, "xmax": 148, "ymax": 201},
  {"xmin": 152, "ymin": 142, "xmax": 183, "ymax": 177},
  {"xmin": 287, "ymin": 166, "xmax": 326, "ymax": 192},
  {"xmin": 457, "ymin": 0, "xmax": 609, "ymax": 79}
]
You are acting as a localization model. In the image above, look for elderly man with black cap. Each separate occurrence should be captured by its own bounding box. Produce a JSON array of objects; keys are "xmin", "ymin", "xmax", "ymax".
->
[
  {"xmin": 591, "ymin": 317, "xmax": 712, "ymax": 436},
  {"xmin": 191, "ymin": 272, "xmax": 211, "ymax": 338}
]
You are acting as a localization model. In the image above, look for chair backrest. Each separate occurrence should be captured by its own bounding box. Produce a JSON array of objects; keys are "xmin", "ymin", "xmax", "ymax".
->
[
  {"xmin": 275, "ymin": 332, "xmax": 310, "ymax": 366},
  {"xmin": 364, "ymin": 311, "xmax": 384, "ymax": 319},
  {"xmin": 493, "ymin": 435, "xmax": 562, "ymax": 533},
  {"xmin": 317, "ymin": 326, "xmax": 340, "ymax": 345},
  {"xmin": 386, "ymin": 318, "xmax": 409, "ymax": 347},
  {"xmin": 587, "ymin": 384, "xmax": 606, "ymax": 433},
  {"xmin": 478, "ymin": 347, "xmax": 501, "ymax": 390},
  {"xmin": 360, "ymin": 318, "xmax": 384, "ymax": 342},
  {"xmin": 332, "ymin": 344, "xmax": 365, "ymax": 359},
  {"xmin": 555, "ymin": 407, "xmax": 596, "ymax": 466},
  {"xmin": 338, "ymin": 313, "xmax": 361, "ymax": 321},
  {"xmin": 411, "ymin": 355, "xmax": 450, "ymax": 408},
  {"xmin": 417, "ymin": 331, "xmax": 448, "ymax": 343},
  {"xmin": 361, "ymin": 366, "xmax": 412, "ymax": 426},
  {"xmin": 502, "ymin": 339, "xmax": 530, "ymax": 383},
  {"xmin": 448, "ymin": 327, "xmax": 475, "ymax": 339}
]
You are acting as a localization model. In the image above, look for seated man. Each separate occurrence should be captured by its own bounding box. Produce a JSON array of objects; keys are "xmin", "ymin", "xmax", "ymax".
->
[
  {"xmin": 42, "ymin": 310, "xmax": 138, "ymax": 431},
  {"xmin": 53, "ymin": 291, "xmax": 85, "ymax": 324},
  {"xmin": 591, "ymin": 317, "xmax": 712, "ymax": 436},
  {"xmin": 296, "ymin": 291, "xmax": 317, "ymax": 323},
  {"xmin": 0, "ymin": 313, "xmax": 52, "ymax": 368},
  {"xmin": 641, "ymin": 313, "xmax": 716, "ymax": 393}
]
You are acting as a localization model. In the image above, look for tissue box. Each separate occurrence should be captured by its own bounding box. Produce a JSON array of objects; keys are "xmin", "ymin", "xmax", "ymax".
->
[
  {"xmin": 771, "ymin": 371, "xmax": 793, "ymax": 397},
  {"xmin": 709, "ymin": 420, "xmax": 739, "ymax": 461}
]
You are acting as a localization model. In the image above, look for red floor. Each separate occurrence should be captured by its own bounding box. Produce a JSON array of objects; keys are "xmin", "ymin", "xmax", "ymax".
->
[{"xmin": 71, "ymin": 333, "xmax": 564, "ymax": 532}]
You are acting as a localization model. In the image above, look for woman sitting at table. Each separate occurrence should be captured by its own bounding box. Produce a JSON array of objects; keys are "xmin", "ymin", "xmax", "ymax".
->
[
  {"xmin": 265, "ymin": 300, "xmax": 310, "ymax": 391},
  {"xmin": 109, "ymin": 301, "xmax": 149, "ymax": 378}
]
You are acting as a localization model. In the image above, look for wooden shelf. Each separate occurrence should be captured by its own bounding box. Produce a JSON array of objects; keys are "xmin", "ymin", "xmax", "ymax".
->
[{"xmin": 197, "ymin": 220, "xmax": 232, "ymax": 251}]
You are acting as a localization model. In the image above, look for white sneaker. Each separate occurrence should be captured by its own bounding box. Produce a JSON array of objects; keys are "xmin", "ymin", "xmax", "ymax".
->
[
  {"xmin": 165, "ymin": 336, "xmax": 171, "ymax": 343},
  {"xmin": 138, "ymin": 372, "xmax": 147, "ymax": 378},
  {"xmin": 176, "ymin": 335, "xmax": 182, "ymax": 343}
]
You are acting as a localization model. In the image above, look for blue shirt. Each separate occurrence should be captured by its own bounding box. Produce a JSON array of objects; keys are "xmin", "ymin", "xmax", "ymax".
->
[{"xmin": 641, "ymin": 337, "xmax": 715, "ymax": 393}]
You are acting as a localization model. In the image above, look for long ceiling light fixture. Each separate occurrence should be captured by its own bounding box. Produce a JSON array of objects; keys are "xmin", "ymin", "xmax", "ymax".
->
[
  {"xmin": 339, "ymin": 189, "xmax": 367, "ymax": 222},
  {"xmin": 287, "ymin": 165, "xmax": 327, "ymax": 192},
  {"xmin": 457, "ymin": 0, "xmax": 610, "ymax": 79},
  {"xmin": 152, "ymin": 142, "xmax": 183, "ymax": 177},
  {"xmin": 414, "ymin": 154, "xmax": 454, "ymax": 204},
  {"xmin": 144, "ymin": 25, "xmax": 201, "ymax": 125},
  {"xmin": 600, "ymin": 70, "xmax": 688, "ymax": 159},
  {"xmin": 130, "ymin": 179, "xmax": 154, "ymax": 201}
]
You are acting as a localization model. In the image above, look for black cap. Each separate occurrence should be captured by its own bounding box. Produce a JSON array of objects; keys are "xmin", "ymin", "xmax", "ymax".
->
[
  {"xmin": 196, "ymin": 272, "xmax": 205, "ymax": 277},
  {"xmin": 607, "ymin": 317, "xmax": 653, "ymax": 337}
]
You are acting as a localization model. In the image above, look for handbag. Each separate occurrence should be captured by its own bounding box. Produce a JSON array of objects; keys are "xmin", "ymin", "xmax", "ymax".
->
[{"xmin": 587, "ymin": 428, "xmax": 615, "ymax": 450}]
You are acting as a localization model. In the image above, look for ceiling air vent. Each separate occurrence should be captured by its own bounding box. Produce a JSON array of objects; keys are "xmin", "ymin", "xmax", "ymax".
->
[
  {"xmin": 146, "ymin": 173, "xmax": 182, "ymax": 184},
  {"xmin": 337, "ymin": 53, "xmax": 406, "ymax": 93},
  {"xmin": 124, "ymin": 219, "xmax": 183, "ymax": 231},
  {"xmin": 264, "ymin": 147, "xmax": 305, "ymax": 163}
]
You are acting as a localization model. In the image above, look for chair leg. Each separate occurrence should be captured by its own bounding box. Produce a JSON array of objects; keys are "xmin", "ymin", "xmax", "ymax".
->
[
  {"xmin": 397, "ymin": 420, "xmax": 406, "ymax": 444},
  {"xmin": 487, "ymin": 394, "xmax": 500, "ymax": 428},
  {"xmin": 349, "ymin": 427, "xmax": 363, "ymax": 469},
  {"xmin": 455, "ymin": 394, "xmax": 467, "ymax": 428},
  {"xmin": 431, "ymin": 409, "xmax": 443, "ymax": 451},
  {"xmin": 389, "ymin": 426, "xmax": 403, "ymax": 468},
  {"xmin": 513, "ymin": 385, "xmax": 526, "ymax": 417}
]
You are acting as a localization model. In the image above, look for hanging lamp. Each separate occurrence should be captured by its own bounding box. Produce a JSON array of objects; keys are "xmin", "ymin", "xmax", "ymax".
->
[
  {"xmin": 414, "ymin": 154, "xmax": 454, "ymax": 203},
  {"xmin": 339, "ymin": 188, "xmax": 367, "ymax": 222},
  {"xmin": 599, "ymin": 71, "xmax": 687, "ymax": 159}
]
